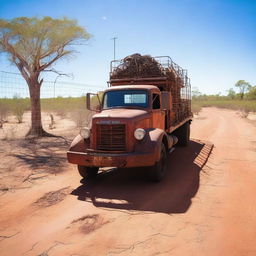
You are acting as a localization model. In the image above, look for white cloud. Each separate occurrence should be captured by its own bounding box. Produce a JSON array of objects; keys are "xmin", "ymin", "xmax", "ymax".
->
[{"xmin": 101, "ymin": 16, "xmax": 107, "ymax": 20}]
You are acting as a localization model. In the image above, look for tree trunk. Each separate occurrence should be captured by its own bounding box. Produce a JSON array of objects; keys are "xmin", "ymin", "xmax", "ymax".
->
[{"xmin": 26, "ymin": 81, "xmax": 46, "ymax": 137}]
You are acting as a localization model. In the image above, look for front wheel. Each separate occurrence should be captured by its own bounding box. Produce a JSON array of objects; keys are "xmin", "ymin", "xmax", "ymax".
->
[
  {"xmin": 77, "ymin": 165, "xmax": 99, "ymax": 179},
  {"xmin": 149, "ymin": 143, "xmax": 167, "ymax": 182}
]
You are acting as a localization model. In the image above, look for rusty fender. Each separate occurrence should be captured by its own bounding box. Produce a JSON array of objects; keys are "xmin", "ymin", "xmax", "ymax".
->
[
  {"xmin": 134, "ymin": 128, "xmax": 175, "ymax": 163},
  {"xmin": 69, "ymin": 134, "xmax": 89, "ymax": 152}
]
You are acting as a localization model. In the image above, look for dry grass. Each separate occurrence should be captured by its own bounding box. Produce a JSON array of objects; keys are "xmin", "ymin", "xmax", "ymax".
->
[{"xmin": 192, "ymin": 99, "xmax": 256, "ymax": 115}]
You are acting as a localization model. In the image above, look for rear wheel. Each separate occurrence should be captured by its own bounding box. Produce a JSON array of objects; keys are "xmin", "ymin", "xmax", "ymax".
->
[
  {"xmin": 149, "ymin": 143, "xmax": 167, "ymax": 182},
  {"xmin": 77, "ymin": 165, "xmax": 99, "ymax": 179},
  {"xmin": 173, "ymin": 122, "xmax": 190, "ymax": 146}
]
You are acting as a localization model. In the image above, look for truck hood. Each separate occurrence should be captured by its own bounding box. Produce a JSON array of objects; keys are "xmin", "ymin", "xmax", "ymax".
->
[{"xmin": 93, "ymin": 108, "xmax": 150, "ymax": 121}]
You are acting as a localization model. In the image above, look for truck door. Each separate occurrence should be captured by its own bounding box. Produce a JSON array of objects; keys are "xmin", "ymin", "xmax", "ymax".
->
[{"xmin": 152, "ymin": 93, "xmax": 165, "ymax": 130}]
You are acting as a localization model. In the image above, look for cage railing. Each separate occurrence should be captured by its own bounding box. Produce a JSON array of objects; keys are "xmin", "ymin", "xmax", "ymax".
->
[{"xmin": 110, "ymin": 56, "xmax": 191, "ymax": 89}]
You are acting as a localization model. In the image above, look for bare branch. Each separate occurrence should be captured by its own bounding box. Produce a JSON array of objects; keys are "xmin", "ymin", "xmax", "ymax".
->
[
  {"xmin": 39, "ymin": 39, "xmax": 73, "ymax": 61},
  {"xmin": 39, "ymin": 50, "xmax": 72, "ymax": 71},
  {"xmin": 42, "ymin": 68, "xmax": 74, "ymax": 78},
  {"xmin": 39, "ymin": 78, "xmax": 43, "ymax": 86},
  {"xmin": 2, "ymin": 34, "xmax": 31, "ymax": 73}
]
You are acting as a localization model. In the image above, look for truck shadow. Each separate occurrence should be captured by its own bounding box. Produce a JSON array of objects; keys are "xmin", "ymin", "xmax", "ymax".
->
[{"xmin": 71, "ymin": 139, "xmax": 213, "ymax": 214}]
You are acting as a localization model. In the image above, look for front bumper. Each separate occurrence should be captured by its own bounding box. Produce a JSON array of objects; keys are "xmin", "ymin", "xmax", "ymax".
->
[{"xmin": 67, "ymin": 150, "xmax": 157, "ymax": 168}]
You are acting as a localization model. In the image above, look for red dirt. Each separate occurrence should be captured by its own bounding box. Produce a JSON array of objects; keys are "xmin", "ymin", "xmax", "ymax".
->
[{"xmin": 0, "ymin": 107, "xmax": 256, "ymax": 256}]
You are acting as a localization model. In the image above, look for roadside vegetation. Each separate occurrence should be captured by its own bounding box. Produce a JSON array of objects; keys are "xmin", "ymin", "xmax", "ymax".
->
[
  {"xmin": 192, "ymin": 81, "xmax": 256, "ymax": 115},
  {"xmin": 1, "ymin": 80, "xmax": 255, "ymax": 128},
  {"xmin": 0, "ymin": 95, "xmax": 99, "ymax": 131}
]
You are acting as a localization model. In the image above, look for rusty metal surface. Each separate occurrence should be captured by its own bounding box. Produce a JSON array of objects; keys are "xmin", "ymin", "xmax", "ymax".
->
[
  {"xmin": 67, "ymin": 150, "xmax": 156, "ymax": 168},
  {"xmin": 96, "ymin": 123, "xmax": 126, "ymax": 151},
  {"xmin": 167, "ymin": 117, "xmax": 192, "ymax": 133},
  {"xmin": 67, "ymin": 127, "xmax": 172, "ymax": 168},
  {"xmin": 93, "ymin": 108, "xmax": 150, "ymax": 120},
  {"xmin": 91, "ymin": 109, "xmax": 151, "ymax": 152},
  {"xmin": 152, "ymin": 109, "xmax": 165, "ymax": 130},
  {"xmin": 67, "ymin": 85, "xmax": 192, "ymax": 168}
]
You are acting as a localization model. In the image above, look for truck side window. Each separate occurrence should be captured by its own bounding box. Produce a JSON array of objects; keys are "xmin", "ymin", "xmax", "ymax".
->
[{"xmin": 152, "ymin": 93, "xmax": 160, "ymax": 109}]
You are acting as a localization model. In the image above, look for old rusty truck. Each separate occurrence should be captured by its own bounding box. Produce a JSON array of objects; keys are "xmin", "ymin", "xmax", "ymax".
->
[{"xmin": 67, "ymin": 54, "xmax": 192, "ymax": 181}]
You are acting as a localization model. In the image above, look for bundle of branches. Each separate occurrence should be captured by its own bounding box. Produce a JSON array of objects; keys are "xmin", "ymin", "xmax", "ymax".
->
[{"xmin": 111, "ymin": 53, "xmax": 165, "ymax": 79}]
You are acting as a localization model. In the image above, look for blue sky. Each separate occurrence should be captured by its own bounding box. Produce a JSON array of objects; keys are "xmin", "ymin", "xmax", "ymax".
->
[{"xmin": 0, "ymin": 0, "xmax": 255, "ymax": 95}]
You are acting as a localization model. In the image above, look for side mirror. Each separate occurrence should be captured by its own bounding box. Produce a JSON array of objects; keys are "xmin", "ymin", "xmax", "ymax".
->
[{"xmin": 86, "ymin": 93, "xmax": 102, "ymax": 111}]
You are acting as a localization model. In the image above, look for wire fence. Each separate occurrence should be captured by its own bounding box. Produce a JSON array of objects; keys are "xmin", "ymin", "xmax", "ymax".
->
[
  {"xmin": 0, "ymin": 70, "xmax": 106, "ymax": 98},
  {"xmin": 0, "ymin": 70, "xmax": 106, "ymax": 140}
]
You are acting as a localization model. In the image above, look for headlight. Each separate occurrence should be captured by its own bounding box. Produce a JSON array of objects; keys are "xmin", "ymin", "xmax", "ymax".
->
[
  {"xmin": 80, "ymin": 127, "xmax": 90, "ymax": 139},
  {"xmin": 134, "ymin": 128, "xmax": 146, "ymax": 140}
]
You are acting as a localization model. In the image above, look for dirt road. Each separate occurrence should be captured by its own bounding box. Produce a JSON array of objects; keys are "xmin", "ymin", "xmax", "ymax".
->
[{"xmin": 0, "ymin": 108, "xmax": 256, "ymax": 256}]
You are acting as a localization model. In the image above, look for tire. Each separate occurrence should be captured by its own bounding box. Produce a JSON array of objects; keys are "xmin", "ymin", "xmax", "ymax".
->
[
  {"xmin": 149, "ymin": 143, "xmax": 167, "ymax": 182},
  {"xmin": 77, "ymin": 165, "xmax": 99, "ymax": 179},
  {"xmin": 173, "ymin": 122, "xmax": 190, "ymax": 146}
]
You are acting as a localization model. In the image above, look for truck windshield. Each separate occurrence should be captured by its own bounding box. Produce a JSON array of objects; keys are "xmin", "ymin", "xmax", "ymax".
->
[{"xmin": 103, "ymin": 90, "xmax": 148, "ymax": 109}]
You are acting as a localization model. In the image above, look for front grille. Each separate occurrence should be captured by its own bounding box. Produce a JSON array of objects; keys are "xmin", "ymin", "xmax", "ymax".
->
[{"xmin": 96, "ymin": 124, "xmax": 126, "ymax": 151}]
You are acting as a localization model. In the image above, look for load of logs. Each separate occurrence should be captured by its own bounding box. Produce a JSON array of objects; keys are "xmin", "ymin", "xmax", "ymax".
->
[
  {"xmin": 110, "ymin": 53, "xmax": 183, "ymax": 85},
  {"xmin": 110, "ymin": 53, "xmax": 164, "ymax": 79}
]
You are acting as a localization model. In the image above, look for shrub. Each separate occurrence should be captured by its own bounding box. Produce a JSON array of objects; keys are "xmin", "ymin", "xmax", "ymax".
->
[
  {"xmin": 12, "ymin": 95, "xmax": 28, "ymax": 123},
  {"xmin": 0, "ymin": 101, "xmax": 9, "ymax": 128}
]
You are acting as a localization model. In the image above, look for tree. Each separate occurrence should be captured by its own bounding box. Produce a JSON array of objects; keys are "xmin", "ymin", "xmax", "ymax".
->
[
  {"xmin": 247, "ymin": 86, "xmax": 256, "ymax": 100},
  {"xmin": 192, "ymin": 87, "xmax": 202, "ymax": 99},
  {"xmin": 0, "ymin": 17, "xmax": 91, "ymax": 136},
  {"xmin": 227, "ymin": 88, "xmax": 236, "ymax": 99},
  {"xmin": 235, "ymin": 80, "xmax": 251, "ymax": 100}
]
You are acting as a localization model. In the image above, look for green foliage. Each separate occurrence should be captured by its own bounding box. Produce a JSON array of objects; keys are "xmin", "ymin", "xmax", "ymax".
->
[
  {"xmin": 192, "ymin": 86, "xmax": 256, "ymax": 114},
  {"xmin": 12, "ymin": 94, "xmax": 28, "ymax": 123},
  {"xmin": 227, "ymin": 88, "xmax": 236, "ymax": 99},
  {"xmin": 0, "ymin": 16, "xmax": 91, "ymax": 72},
  {"xmin": 0, "ymin": 96, "xmax": 89, "ymax": 115},
  {"xmin": 41, "ymin": 96, "xmax": 87, "ymax": 115},
  {"xmin": 235, "ymin": 80, "xmax": 251, "ymax": 100},
  {"xmin": 0, "ymin": 97, "xmax": 30, "ymax": 123},
  {"xmin": 192, "ymin": 87, "xmax": 202, "ymax": 99},
  {"xmin": 247, "ymin": 86, "xmax": 256, "ymax": 100},
  {"xmin": 0, "ymin": 101, "xmax": 10, "ymax": 127},
  {"xmin": 0, "ymin": 96, "xmax": 91, "ymax": 128},
  {"xmin": 192, "ymin": 97, "xmax": 256, "ymax": 114}
]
